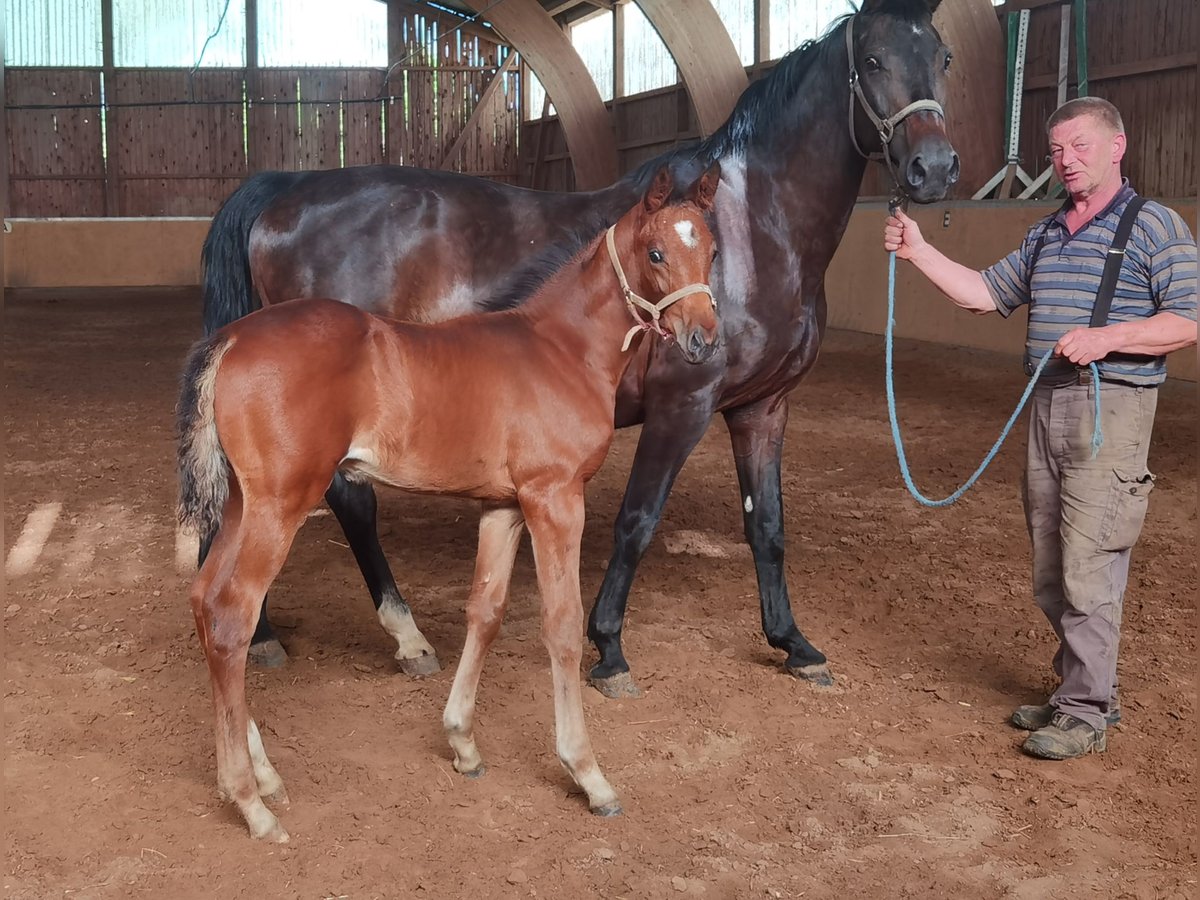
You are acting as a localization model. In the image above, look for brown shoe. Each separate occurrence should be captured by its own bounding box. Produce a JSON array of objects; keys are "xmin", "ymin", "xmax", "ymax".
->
[
  {"xmin": 1011, "ymin": 701, "xmax": 1121, "ymax": 731},
  {"xmin": 1021, "ymin": 712, "xmax": 1107, "ymax": 760}
]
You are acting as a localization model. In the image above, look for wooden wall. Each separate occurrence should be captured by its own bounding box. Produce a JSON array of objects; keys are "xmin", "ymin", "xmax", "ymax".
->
[
  {"xmin": 522, "ymin": 0, "xmax": 1195, "ymax": 201},
  {"xmin": 1017, "ymin": 0, "xmax": 1195, "ymax": 199},
  {"xmin": 6, "ymin": 7, "xmax": 521, "ymax": 216}
]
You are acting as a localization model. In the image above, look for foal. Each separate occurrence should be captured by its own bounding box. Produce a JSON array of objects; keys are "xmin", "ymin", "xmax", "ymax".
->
[{"xmin": 177, "ymin": 165, "xmax": 720, "ymax": 841}]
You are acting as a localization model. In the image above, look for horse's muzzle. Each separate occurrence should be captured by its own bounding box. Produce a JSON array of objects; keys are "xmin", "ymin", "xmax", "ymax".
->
[{"xmin": 678, "ymin": 327, "xmax": 719, "ymax": 364}]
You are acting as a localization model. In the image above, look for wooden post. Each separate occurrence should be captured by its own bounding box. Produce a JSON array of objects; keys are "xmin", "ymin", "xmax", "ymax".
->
[
  {"xmin": 245, "ymin": 0, "xmax": 258, "ymax": 172},
  {"xmin": 100, "ymin": 0, "xmax": 120, "ymax": 215},
  {"xmin": 613, "ymin": 1, "xmax": 625, "ymax": 100},
  {"xmin": 386, "ymin": 0, "xmax": 404, "ymax": 164},
  {"xmin": 754, "ymin": 0, "xmax": 770, "ymax": 65}
]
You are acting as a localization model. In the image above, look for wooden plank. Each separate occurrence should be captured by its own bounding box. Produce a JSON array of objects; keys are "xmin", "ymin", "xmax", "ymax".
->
[
  {"xmin": 6, "ymin": 69, "xmax": 105, "ymax": 215},
  {"xmin": 441, "ymin": 53, "xmax": 517, "ymax": 169},
  {"xmin": 1024, "ymin": 52, "xmax": 1197, "ymax": 91}
]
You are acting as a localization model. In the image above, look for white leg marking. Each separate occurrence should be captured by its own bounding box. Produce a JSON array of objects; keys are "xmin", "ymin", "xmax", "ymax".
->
[
  {"xmin": 175, "ymin": 523, "xmax": 199, "ymax": 574},
  {"xmin": 5, "ymin": 502, "xmax": 62, "ymax": 578},
  {"xmin": 247, "ymin": 719, "xmax": 285, "ymax": 799},
  {"xmin": 378, "ymin": 594, "xmax": 437, "ymax": 662}
]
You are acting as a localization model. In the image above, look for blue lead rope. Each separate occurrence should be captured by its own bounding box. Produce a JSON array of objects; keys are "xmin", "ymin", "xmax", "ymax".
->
[{"xmin": 885, "ymin": 251, "xmax": 1104, "ymax": 508}]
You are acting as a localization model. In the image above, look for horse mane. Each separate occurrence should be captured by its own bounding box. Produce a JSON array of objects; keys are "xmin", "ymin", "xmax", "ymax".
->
[
  {"xmin": 480, "ymin": 212, "xmax": 616, "ymax": 313},
  {"xmin": 700, "ymin": 15, "xmax": 851, "ymax": 162}
]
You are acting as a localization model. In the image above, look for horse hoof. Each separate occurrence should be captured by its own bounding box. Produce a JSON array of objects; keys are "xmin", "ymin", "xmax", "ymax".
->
[
  {"xmin": 248, "ymin": 639, "xmax": 288, "ymax": 669},
  {"xmin": 589, "ymin": 671, "xmax": 643, "ymax": 699},
  {"xmin": 787, "ymin": 662, "xmax": 834, "ymax": 687},
  {"xmin": 591, "ymin": 802, "xmax": 623, "ymax": 818},
  {"xmin": 249, "ymin": 815, "xmax": 290, "ymax": 843},
  {"xmin": 262, "ymin": 785, "xmax": 290, "ymax": 806},
  {"xmin": 397, "ymin": 652, "xmax": 441, "ymax": 677},
  {"xmin": 460, "ymin": 763, "xmax": 486, "ymax": 779}
]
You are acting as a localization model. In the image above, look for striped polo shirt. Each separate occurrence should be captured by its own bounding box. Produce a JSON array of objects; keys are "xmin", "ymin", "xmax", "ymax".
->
[{"xmin": 981, "ymin": 181, "xmax": 1198, "ymax": 386}]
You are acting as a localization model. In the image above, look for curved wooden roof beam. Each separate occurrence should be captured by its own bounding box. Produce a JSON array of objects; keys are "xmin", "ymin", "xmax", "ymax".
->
[
  {"xmin": 633, "ymin": 0, "xmax": 749, "ymax": 136},
  {"xmin": 461, "ymin": 0, "xmax": 617, "ymax": 189}
]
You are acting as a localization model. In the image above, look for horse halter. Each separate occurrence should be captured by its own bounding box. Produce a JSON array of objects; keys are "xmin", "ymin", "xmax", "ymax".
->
[
  {"xmin": 605, "ymin": 224, "xmax": 715, "ymax": 353},
  {"xmin": 845, "ymin": 15, "xmax": 945, "ymax": 191}
]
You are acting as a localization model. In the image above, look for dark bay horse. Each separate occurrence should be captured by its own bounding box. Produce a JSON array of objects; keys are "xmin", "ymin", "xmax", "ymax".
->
[
  {"xmin": 199, "ymin": 0, "xmax": 959, "ymax": 696},
  {"xmin": 179, "ymin": 167, "xmax": 721, "ymax": 840}
]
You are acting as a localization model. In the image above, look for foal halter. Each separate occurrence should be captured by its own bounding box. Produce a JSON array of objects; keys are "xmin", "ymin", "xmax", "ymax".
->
[
  {"xmin": 845, "ymin": 15, "xmax": 945, "ymax": 190},
  {"xmin": 605, "ymin": 224, "xmax": 715, "ymax": 353}
]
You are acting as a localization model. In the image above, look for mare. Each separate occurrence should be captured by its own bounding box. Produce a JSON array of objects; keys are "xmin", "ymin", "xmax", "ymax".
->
[
  {"xmin": 199, "ymin": 0, "xmax": 959, "ymax": 696},
  {"xmin": 178, "ymin": 167, "xmax": 721, "ymax": 841}
]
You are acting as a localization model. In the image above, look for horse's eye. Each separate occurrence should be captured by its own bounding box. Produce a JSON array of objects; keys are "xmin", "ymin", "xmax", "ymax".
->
[
  {"xmin": 864, "ymin": 55, "xmax": 881, "ymax": 72},
  {"xmin": 943, "ymin": 51, "xmax": 953, "ymax": 72},
  {"xmin": 712, "ymin": 248, "xmax": 719, "ymax": 261},
  {"xmin": 649, "ymin": 249, "xmax": 664, "ymax": 264}
]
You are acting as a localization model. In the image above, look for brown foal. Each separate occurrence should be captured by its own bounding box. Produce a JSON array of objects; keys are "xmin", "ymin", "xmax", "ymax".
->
[{"xmin": 177, "ymin": 165, "xmax": 720, "ymax": 841}]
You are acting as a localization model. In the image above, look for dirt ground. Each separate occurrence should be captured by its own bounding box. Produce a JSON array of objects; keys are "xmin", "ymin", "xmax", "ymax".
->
[{"xmin": 4, "ymin": 288, "xmax": 1196, "ymax": 899}]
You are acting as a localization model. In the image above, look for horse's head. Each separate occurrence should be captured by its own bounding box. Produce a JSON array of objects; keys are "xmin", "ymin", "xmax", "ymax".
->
[
  {"xmin": 849, "ymin": 0, "xmax": 959, "ymax": 202},
  {"xmin": 614, "ymin": 164, "xmax": 721, "ymax": 364}
]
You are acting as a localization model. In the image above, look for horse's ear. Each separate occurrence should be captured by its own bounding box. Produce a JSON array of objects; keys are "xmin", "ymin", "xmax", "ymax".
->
[
  {"xmin": 644, "ymin": 167, "xmax": 673, "ymax": 213},
  {"xmin": 690, "ymin": 162, "xmax": 721, "ymax": 211}
]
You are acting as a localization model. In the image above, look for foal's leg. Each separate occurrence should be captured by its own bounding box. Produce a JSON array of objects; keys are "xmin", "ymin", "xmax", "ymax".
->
[
  {"xmin": 724, "ymin": 397, "xmax": 831, "ymax": 684},
  {"xmin": 443, "ymin": 503, "xmax": 525, "ymax": 777},
  {"xmin": 524, "ymin": 485, "xmax": 620, "ymax": 816},
  {"xmin": 325, "ymin": 473, "xmax": 440, "ymax": 675},
  {"xmin": 587, "ymin": 401, "xmax": 716, "ymax": 698},
  {"xmin": 194, "ymin": 497, "xmax": 310, "ymax": 842},
  {"xmin": 202, "ymin": 525, "xmax": 288, "ymax": 669}
]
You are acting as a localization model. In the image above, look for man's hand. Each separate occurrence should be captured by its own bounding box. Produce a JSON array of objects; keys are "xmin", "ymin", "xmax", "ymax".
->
[
  {"xmin": 883, "ymin": 208, "xmax": 927, "ymax": 261},
  {"xmin": 1055, "ymin": 326, "xmax": 1115, "ymax": 365}
]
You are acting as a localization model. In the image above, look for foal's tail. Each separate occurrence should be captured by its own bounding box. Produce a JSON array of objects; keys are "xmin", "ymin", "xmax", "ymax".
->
[
  {"xmin": 201, "ymin": 171, "xmax": 298, "ymax": 335},
  {"xmin": 177, "ymin": 334, "xmax": 235, "ymax": 537}
]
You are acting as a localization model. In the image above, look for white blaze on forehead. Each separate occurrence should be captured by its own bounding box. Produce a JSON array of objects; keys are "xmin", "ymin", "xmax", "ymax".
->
[{"xmin": 674, "ymin": 220, "xmax": 698, "ymax": 248}]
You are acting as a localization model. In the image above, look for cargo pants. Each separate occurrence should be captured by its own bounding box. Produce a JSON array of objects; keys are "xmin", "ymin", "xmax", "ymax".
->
[{"xmin": 1023, "ymin": 378, "xmax": 1158, "ymax": 732}]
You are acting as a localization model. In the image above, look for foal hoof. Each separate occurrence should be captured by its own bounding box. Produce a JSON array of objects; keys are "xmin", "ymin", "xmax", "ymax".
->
[
  {"xmin": 397, "ymin": 651, "xmax": 441, "ymax": 677},
  {"xmin": 459, "ymin": 763, "xmax": 486, "ymax": 779},
  {"xmin": 590, "ymin": 801, "xmax": 623, "ymax": 818},
  {"xmin": 261, "ymin": 784, "xmax": 290, "ymax": 806},
  {"xmin": 589, "ymin": 671, "xmax": 643, "ymax": 700},
  {"xmin": 248, "ymin": 639, "xmax": 288, "ymax": 669},
  {"xmin": 786, "ymin": 662, "xmax": 834, "ymax": 687}
]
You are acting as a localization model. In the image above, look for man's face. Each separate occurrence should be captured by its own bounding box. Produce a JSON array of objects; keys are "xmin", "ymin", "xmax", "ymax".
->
[{"xmin": 1048, "ymin": 114, "xmax": 1126, "ymax": 200}]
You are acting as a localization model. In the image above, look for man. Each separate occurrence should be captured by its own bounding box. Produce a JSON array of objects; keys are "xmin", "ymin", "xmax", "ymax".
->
[{"xmin": 882, "ymin": 97, "xmax": 1197, "ymax": 760}]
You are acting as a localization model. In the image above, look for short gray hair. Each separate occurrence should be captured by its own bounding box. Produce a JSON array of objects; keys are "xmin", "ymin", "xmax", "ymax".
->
[{"xmin": 1046, "ymin": 97, "xmax": 1124, "ymax": 135}]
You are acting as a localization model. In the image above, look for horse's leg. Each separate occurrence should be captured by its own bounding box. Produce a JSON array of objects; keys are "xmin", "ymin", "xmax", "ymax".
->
[
  {"xmin": 724, "ymin": 398, "xmax": 831, "ymax": 684},
  {"xmin": 325, "ymin": 473, "xmax": 440, "ymax": 675},
  {"xmin": 193, "ymin": 491, "xmax": 310, "ymax": 842},
  {"xmin": 204, "ymin": 523, "xmax": 288, "ymax": 671},
  {"xmin": 524, "ymin": 485, "xmax": 621, "ymax": 815},
  {"xmin": 587, "ymin": 402, "xmax": 715, "ymax": 698},
  {"xmin": 443, "ymin": 503, "xmax": 525, "ymax": 777}
]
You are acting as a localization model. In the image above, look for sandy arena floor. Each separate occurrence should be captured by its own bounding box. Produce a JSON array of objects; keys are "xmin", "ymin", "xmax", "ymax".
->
[{"xmin": 4, "ymin": 289, "xmax": 1196, "ymax": 899}]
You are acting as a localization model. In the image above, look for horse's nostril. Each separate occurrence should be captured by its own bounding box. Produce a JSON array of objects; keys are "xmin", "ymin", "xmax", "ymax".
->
[
  {"xmin": 949, "ymin": 153, "xmax": 961, "ymax": 183},
  {"xmin": 908, "ymin": 156, "xmax": 927, "ymax": 187}
]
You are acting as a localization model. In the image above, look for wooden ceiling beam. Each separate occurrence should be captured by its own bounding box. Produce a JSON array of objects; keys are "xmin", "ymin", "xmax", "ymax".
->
[
  {"xmin": 459, "ymin": 0, "xmax": 617, "ymax": 189},
  {"xmin": 632, "ymin": 0, "xmax": 748, "ymax": 136}
]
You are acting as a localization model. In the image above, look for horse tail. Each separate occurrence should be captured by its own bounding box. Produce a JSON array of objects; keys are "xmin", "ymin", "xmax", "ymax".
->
[
  {"xmin": 201, "ymin": 171, "xmax": 298, "ymax": 335},
  {"xmin": 177, "ymin": 333, "xmax": 236, "ymax": 538}
]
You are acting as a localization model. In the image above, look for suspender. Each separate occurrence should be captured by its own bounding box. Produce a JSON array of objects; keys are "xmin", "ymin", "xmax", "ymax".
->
[
  {"xmin": 1025, "ymin": 196, "xmax": 1148, "ymax": 380},
  {"xmin": 1028, "ymin": 195, "xmax": 1148, "ymax": 329}
]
